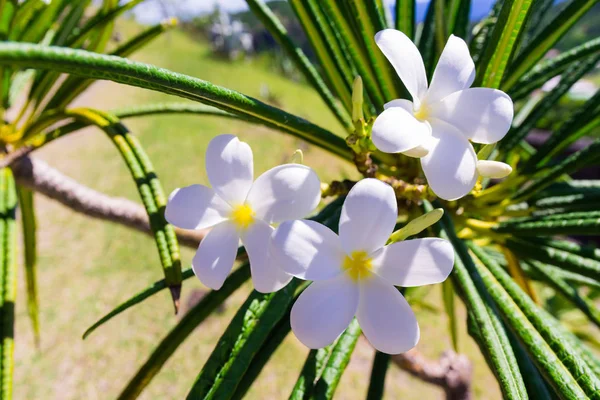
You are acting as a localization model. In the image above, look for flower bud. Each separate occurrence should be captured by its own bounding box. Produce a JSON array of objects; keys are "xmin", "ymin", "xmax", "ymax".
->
[{"xmin": 476, "ymin": 160, "xmax": 512, "ymax": 179}]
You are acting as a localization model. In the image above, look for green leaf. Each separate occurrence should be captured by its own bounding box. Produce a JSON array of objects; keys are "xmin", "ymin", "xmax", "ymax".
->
[
  {"xmin": 246, "ymin": 0, "xmax": 353, "ymax": 131},
  {"xmin": 83, "ymin": 267, "xmax": 195, "ymax": 340},
  {"xmin": 538, "ymin": 238, "xmax": 600, "ymax": 263},
  {"xmin": 319, "ymin": 0, "xmax": 385, "ymax": 108},
  {"xmin": 506, "ymin": 238, "xmax": 600, "ymax": 281},
  {"xmin": 507, "ymin": 37, "xmax": 600, "ymax": 97},
  {"xmin": 310, "ymin": 319, "xmax": 362, "ymax": 400},
  {"xmin": 18, "ymin": 0, "xmax": 64, "ymax": 44},
  {"xmin": 525, "ymin": 260, "xmax": 600, "ymax": 327},
  {"xmin": 500, "ymin": 53, "xmax": 600, "ymax": 154},
  {"xmin": 468, "ymin": 243, "xmax": 600, "ymax": 398},
  {"xmin": 46, "ymin": 18, "xmax": 179, "ymax": 111},
  {"xmin": 64, "ymin": 0, "xmax": 144, "ymax": 49},
  {"xmin": 186, "ymin": 281, "xmax": 299, "ymax": 399},
  {"xmin": 230, "ymin": 316, "xmax": 292, "ymax": 400},
  {"xmin": 67, "ymin": 109, "xmax": 182, "ymax": 310},
  {"xmin": 506, "ymin": 0, "xmax": 597, "ymax": 87},
  {"xmin": 417, "ymin": 0, "xmax": 437, "ymax": 77},
  {"xmin": 475, "ymin": 0, "xmax": 534, "ymax": 89},
  {"xmin": 289, "ymin": 345, "xmax": 336, "ymax": 400},
  {"xmin": 288, "ymin": 0, "xmax": 352, "ymax": 106},
  {"xmin": 470, "ymin": 0, "xmax": 505, "ymax": 66},
  {"xmin": 0, "ymin": 42, "xmax": 352, "ymax": 161},
  {"xmin": 111, "ymin": 102, "xmax": 241, "ymax": 121},
  {"xmin": 116, "ymin": 265, "xmax": 250, "ymax": 400},
  {"xmin": 388, "ymin": 208, "xmax": 444, "ymax": 243},
  {"xmin": 447, "ymin": 0, "xmax": 471, "ymax": 38},
  {"xmin": 345, "ymin": 0, "xmax": 398, "ymax": 101},
  {"xmin": 366, "ymin": 351, "xmax": 391, "ymax": 400},
  {"xmin": 16, "ymin": 185, "xmax": 39, "ymax": 346},
  {"xmin": 521, "ymin": 90, "xmax": 600, "ymax": 171},
  {"xmin": 395, "ymin": 0, "xmax": 415, "ymax": 38},
  {"xmin": 0, "ymin": 168, "xmax": 17, "ymax": 399},
  {"xmin": 511, "ymin": 138, "xmax": 600, "ymax": 202},
  {"xmin": 442, "ymin": 279, "xmax": 459, "ymax": 352},
  {"xmin": 431, "ymin": 202, "xmax": 528, "ymax": 399}
]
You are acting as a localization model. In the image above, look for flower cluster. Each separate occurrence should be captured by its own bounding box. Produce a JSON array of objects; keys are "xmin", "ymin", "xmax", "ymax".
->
[{"xmin": 165, "ymin": 30, "xmax": 514, "ymax": 355}]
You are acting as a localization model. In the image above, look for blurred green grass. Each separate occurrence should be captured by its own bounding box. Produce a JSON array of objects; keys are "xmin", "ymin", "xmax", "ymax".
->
[{"xmin": 13, "ymin": 19, "xmax": 500, "ymax": 399}]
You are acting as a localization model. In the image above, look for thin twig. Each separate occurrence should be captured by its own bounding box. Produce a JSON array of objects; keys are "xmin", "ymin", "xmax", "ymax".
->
[{"xmin": 10, "ymin": 156, "xmax": 204, "ymax": 248}]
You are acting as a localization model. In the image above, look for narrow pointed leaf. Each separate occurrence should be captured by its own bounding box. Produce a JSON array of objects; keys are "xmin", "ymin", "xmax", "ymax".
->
[
  {"xmin": 526, "ymin": 260, "xmax": 600, "ymax": 327},
  {"xmin": 309, "ymin": 319, "xmax": 362, "ymax": 400},
  {"xmin": 0, "ymin": 43, "xmax": 352, "ymax": 161},
  {"xmin": 506, "ymin": 0, "xmax": 597, "ymax": 88},
  {"xmin": 366, "ymin": 351, "xmax": 391, "ymax": 400},
  {"xmin": 500, "ymin": 53, "xmax": 600, "ymax": 153},
  {"xmin": 186, "ymin": 281, "xmax": 299, "ymax": 399},
  {"xmin": 16, "ymin": 186, "xmax": 39, "ymax": 345},
  {"xmin": 66, "ymin": 109, "xmax": 182, "ymax": 309},
  {"xmin": 507, "ymin": 37, "xmax": 600, "ymax": 97},
  {"xmin": 289, "ymin": 345, "xmax": 336, "ymax": 400},
  {"xmin": 468, "ymin": 243, "xmax": 600, "ymax": 398},
  {"xmin": 506, "ymin": 238, "xmax": 600, "ymax": 281},
  {"xmin": 395, "ymin": 0, "xmax": 415, "ymax": 38},
  {"xmin": 246, "ymin": 0, "xmax": 353, "ymax": 131},
  {"xmin": 431, "ymin": 202, "xmax": 528, "ymax": 399},
  {"xmin": 475, "ymin": 0, "xmax": 534, "ymax": 89},
  {"xmin": 116, "ymin": 265, "xmax": 250, "ymax": 400}
]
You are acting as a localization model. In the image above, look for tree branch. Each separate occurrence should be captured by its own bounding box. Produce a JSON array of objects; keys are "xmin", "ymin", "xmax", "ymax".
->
[
  {"xmin": 392, "ymin": 349, "xmax": 472, "ymax": 400},
  {"xmin": 10, "ymin": 156, "xmax": 204, "ymax": 248}
]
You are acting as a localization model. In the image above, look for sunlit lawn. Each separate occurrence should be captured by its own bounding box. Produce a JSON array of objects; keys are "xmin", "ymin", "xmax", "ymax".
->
[{"xmin": 14, "ymin": 18, "xmax": 500, "ymax": 399}]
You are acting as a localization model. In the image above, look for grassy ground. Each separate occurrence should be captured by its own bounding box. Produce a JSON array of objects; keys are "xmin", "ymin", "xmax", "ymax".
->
[{"xmin": 13, "ymin": 19, "xmax": 500, "ymax": 399}]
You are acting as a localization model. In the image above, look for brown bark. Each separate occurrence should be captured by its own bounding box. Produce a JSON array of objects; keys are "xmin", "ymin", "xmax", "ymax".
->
[
  {"xmin": 392, "ymin": 349, "xmax": 472, "ymax": 400},
  {"xmin": 10, "ymin": 156, "xmax": 204, "ymax": 248}
]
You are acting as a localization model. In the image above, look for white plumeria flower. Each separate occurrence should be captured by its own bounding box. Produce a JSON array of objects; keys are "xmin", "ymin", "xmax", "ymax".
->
[
  {"xmin": 165, "ymin": 134, "xmax": 321, "ymax": 293},
  {"xmin": 270, "ymin": 179, "xmax": 454, "ymax": 354},
  {"xmin": 372, "ymin": 29, "xmax": 514, "ymax": 200}
]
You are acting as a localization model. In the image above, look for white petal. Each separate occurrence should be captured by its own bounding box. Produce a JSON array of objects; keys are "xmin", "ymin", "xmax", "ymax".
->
[
  {"xmin": 371, "ymin": 238, "xmax": 454, "ymax": 286},
  {"xmin": 246, "ymin": 164, "xmax": 321, "ymax": 224},
  {"xmin": 357, "ymin": 275, "xmax": 419, "ymax": 354},
  {"xmin": 339, "ymin": 179, "xmax": 397, "ymax": 254},
  {"xmin": 375, "ymin": 29, "xmax": 428, "ymax": 105},
  {"xmin": 291, "ymin": 276, "xmax": 359, "ymax": 349},
  {"xmin": 192, "ymin": 221, "xmax": 239, "ymax": 290},
  {"xmin": 206, "ymin": 134, "xmax": 254, "ymax": 205},
  {"xmin": 477, "ymin": 160, "xmax": 513, "ymax": 179},
  {"xmin": 165, "ymin": 185, "xmax": 231, "ymax": 230},
  {"xmin": 426, "ymin": 35, "xmax": 475, "ymax": 104},
  {"xmin": 383, "ymin": 99, "xmax": 413, "ymax": 111},
  {"xmin": 420, "ymin": 121, "xmax": 478, "ymax": 200},
  {"xmin": 371, "ymin": 107, "xmax": 432, "ymax": 154},
  {"xmin": 429, "ymin": 88, "xmax": 514, "ymax": 144},
  {"xmin": 270, "ymin": 219, "xmax": 344, "ymax": 281},
  {"xmin": 242, "ymin": 219, "xmax": 292, "ymax": 293}
]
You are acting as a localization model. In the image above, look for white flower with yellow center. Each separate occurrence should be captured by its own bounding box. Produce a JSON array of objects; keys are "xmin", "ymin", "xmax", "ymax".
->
[
  {"xmin": 372, "ymin": 29, "xmax": 514, "ymax": 200},
  {"xmin": 165, "ymin": 134, "xmax": 321, "ymax": 293},
  {"xmin": 270, "ymin": 179, "xmax": 454, "ymax": 354}
]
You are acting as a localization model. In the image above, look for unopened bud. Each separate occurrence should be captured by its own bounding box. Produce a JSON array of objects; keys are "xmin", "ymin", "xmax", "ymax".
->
[
  {"xmin": 476, "ymin": 160, "xmax": 512, "ymax": 179},
  {"xmin": 352, "ymin": 76, "xmax": 364, "ymax": 122},
  {"xmin": 388, "ymin": 208, "xmax": 444, "ymax": 243}
]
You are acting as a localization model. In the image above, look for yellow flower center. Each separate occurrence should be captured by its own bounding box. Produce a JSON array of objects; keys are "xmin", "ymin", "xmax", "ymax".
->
[
  {"xmin": 230, "ymin": 204, "xmax": 255, "ymax": 230},
  {"xmin": 413, "ymin": 105, "xmax": 429, "ymax": 122},
  {"xmin": 343, "ymin": 251, "xmax": 373, "ymax": 282}
]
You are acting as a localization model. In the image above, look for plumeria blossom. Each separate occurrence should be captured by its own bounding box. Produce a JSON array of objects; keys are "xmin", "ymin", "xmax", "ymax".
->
[
  {"xmin": 270, "ymin": 179, "xmax": 454, "ymax": 354},
  {"xmin": 372, "ymin": 29, "xmax": 514, "ymax": 200},
  {"xmin": 165, "ymin": 134, "xmax": 321, "ymax": 293}
]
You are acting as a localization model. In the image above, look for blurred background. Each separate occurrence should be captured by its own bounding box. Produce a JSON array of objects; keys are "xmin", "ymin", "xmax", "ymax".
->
[{"xmin": 11, "ymin": 1, "xmax": 599, "ymax": 399}]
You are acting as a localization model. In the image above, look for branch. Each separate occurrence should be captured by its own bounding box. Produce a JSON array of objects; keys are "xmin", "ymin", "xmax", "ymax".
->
[
  {"xmin": 10, "ymin": 156, "xmax": 204, "ymax": 248},
  {"xmin": 392, "ymin": 349, "xmax": 472, "ymax": 400}
]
